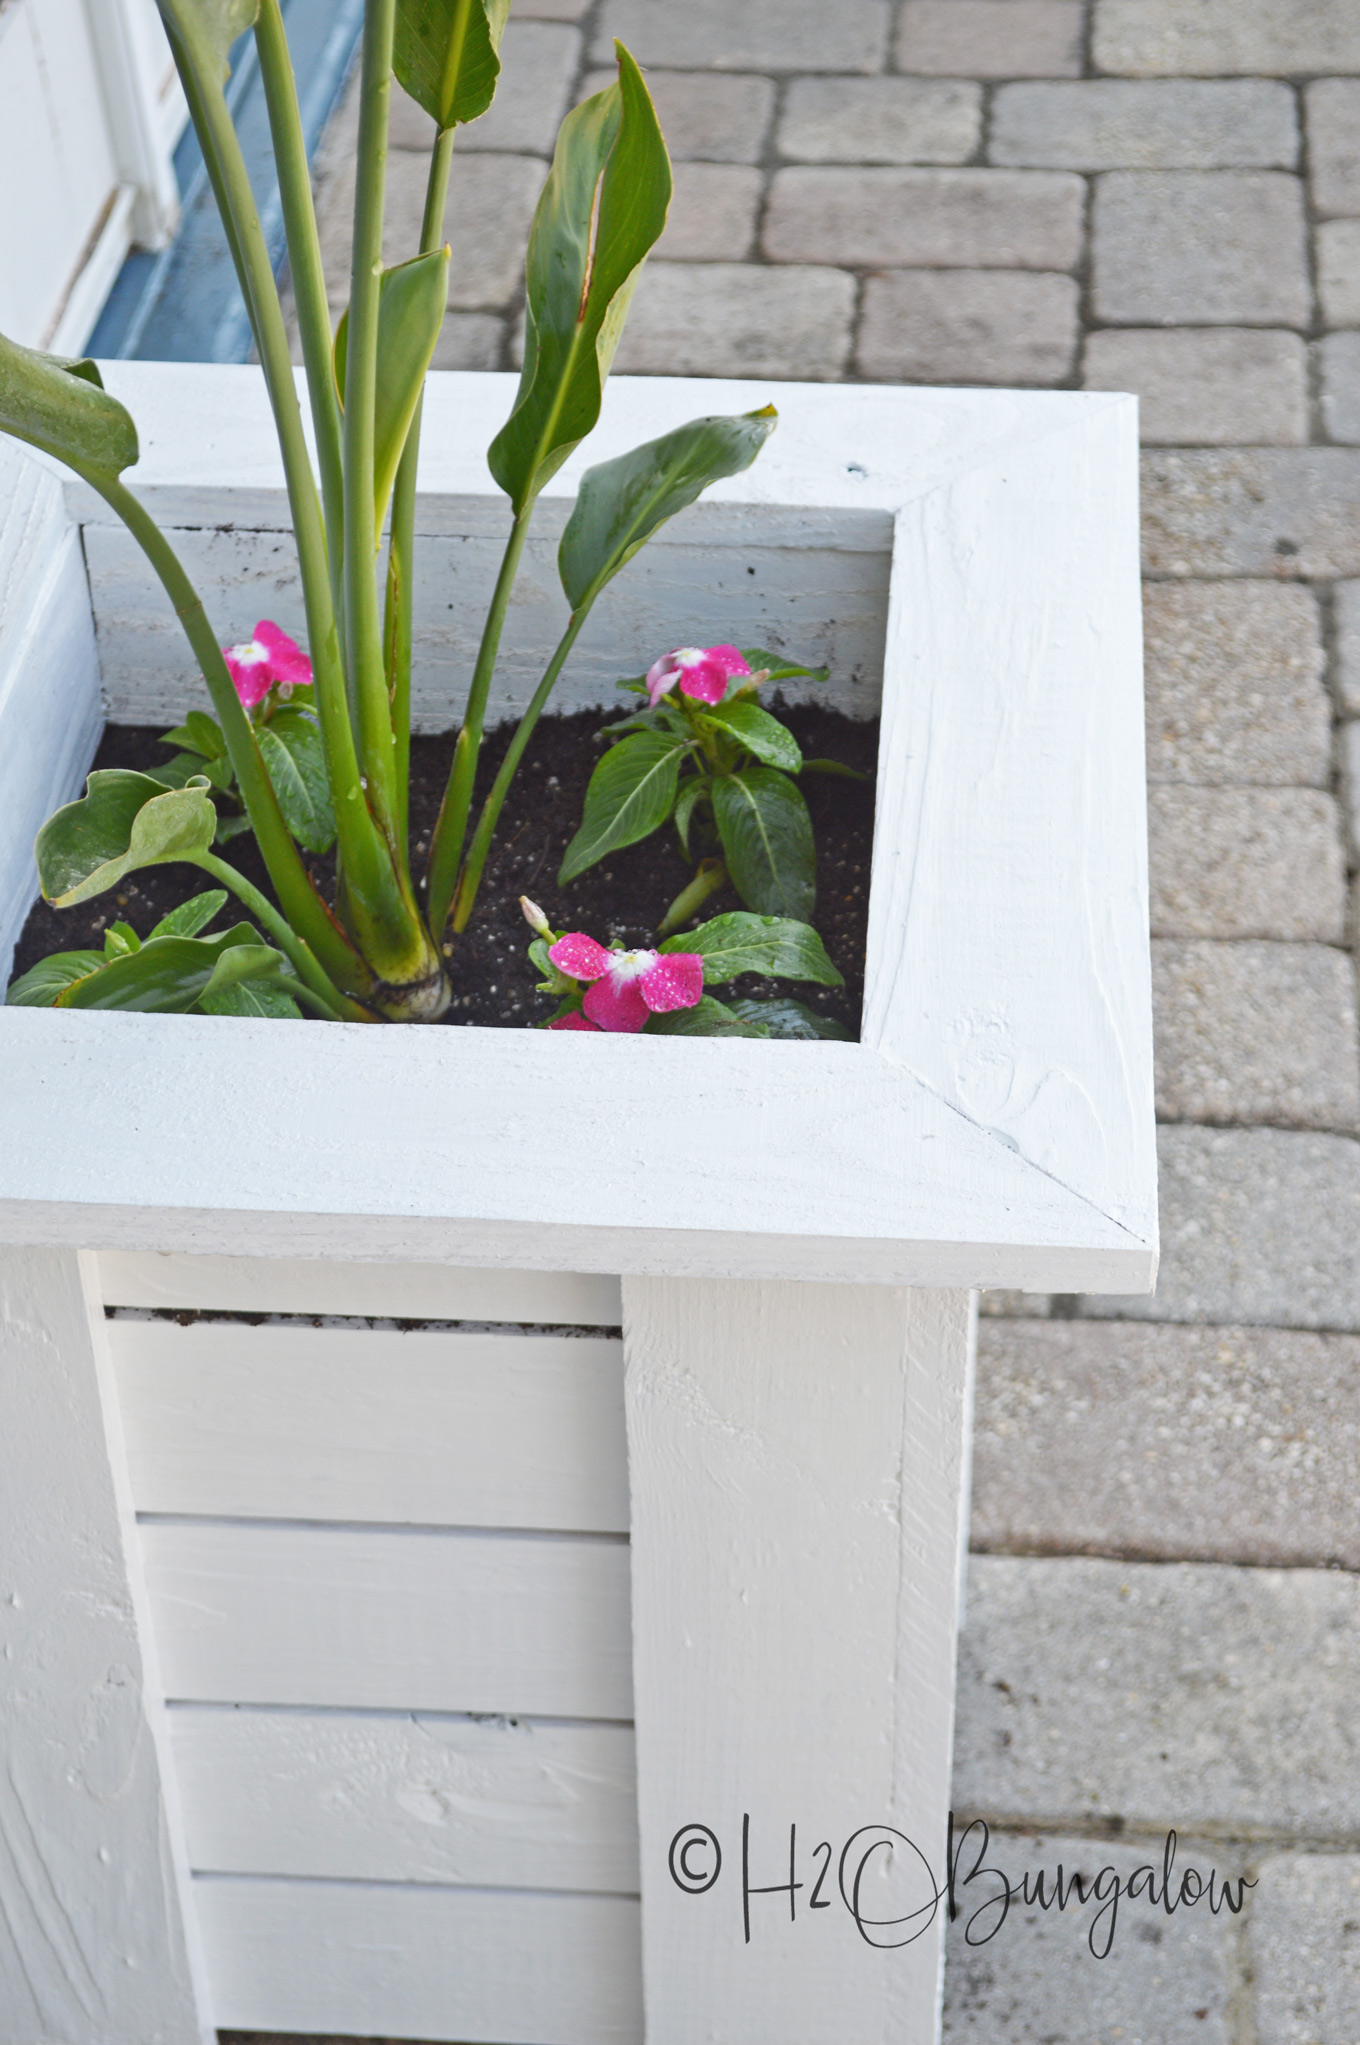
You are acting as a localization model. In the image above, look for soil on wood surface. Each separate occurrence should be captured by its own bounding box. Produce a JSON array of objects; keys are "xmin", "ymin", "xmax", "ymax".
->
[{"xmin": 13, "ymin": 702, "xmax": 878, "ymax": 1034}]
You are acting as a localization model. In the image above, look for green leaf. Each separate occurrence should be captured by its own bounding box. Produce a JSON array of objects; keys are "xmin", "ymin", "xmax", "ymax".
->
[
  {"xmin": 6, "ymin": 949, "xmax": 107, "ymax": 1007},
  {"xmin": 558, "ymin": 406, "xmax": 776, "ymax": 611},
  {"xmin": 488, "ymin": 44, "xmax": 671, "ymax": 514},
  {"xmin": 149, "ymin": 888, "xmax": 228, "ymax": 939},
  {"xmin": 161, "ymin": 710, "xmax": 228, "ymax": 759},
  {"xmin": 214, "ymin": 811, "xmax": 253, "ymax": 844},
  {"xmin": 728, "ymin": 996, "xmax": 851, "ymax": 1041},
  {"xmin": 660, "ymin": 911, "xmax": 842, "ymax": 987},
  {"xmin": 0, "ymin": 333, "xmax": 138, "ymax": 477},
  {"xmin": 150, "ymin": 750, "xmax": 235, "ymax": 793},
  {"xmin": 700, "ymin": 699, "xmax": 802, "ymax": 773},
  {"xmin": 258, "ymin": 711, "xmax": 336, "ymax": 855},
  {"xmin": 644, "ymin": 994, "xmax": 766, "ymax": 1038},
  {"xmin": 36, "ymin": 771, "xmax": 218, "ymax": 907},
  {"xmin": 800, "ymin": 757, "xmax": 871, "ymax": 781},
  {"xmin": 154, "ymin": 0, "xmax": 259, "ymax": 85},
  {"xmin": 394, "ymin": 0, "xmax": 511, "ymax": 129},
  {"xmin": 673, "ymin": 775, "xmax": 707, "ymax": 859},
  {"xmin": 55, "ymin": 923, "xmax": 286, "ymax": 1013},
  {"xmin": 197, "ymin": 978, "xmax": 303, "ymax": 1019},
  {"xmin": 104, "ymin": 922, "xmax": 141, "ymax": 957},
  {"xmin": 712, "ymin": 768, "xmax": 816, "ymax": 921},
  {"xmin": 557, "ymin": 730, "xmax": 683, "ymax": 884},
  {"xmin": 739, "ymin": 648, "xmax": 830, "ymax": 685},
  {"xmin": 334, "ymin": 247, "xmax": 451, "ymax": 532}
]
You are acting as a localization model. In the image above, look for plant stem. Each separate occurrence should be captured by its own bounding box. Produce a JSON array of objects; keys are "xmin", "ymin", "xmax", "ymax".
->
[
  {"xmin": 659, "ymin": 859, "xmax": 728, "ymax": 936},
  {"xmin": 164, "ymin": 16, "xmax": 410, "ymax": 959},
  {"xmin": 449, "ymin": 607, "xmax": 588, "ymax": 933},
  {"xmin": 276, "ymin": 975, "xmax": 352, "ymax": 1021},
  {"xmin": 253, "ymin": 0, "xmax": 345, "ymax": 624},
  {"xmin": 192, "ymin": 852, "xmax": 371, "ymax": 1022},
  {"xmin": 87, "ymin": 469, "xmax": 372, "ymax": 1000},
  {"xmin": 425, "ymin": 503, "xmax": 535, "ymax": 933},
  {"xmin": 343, "ymin": 0, "xmax": 399, "ymax": 836},
  {"xmin": 385, "ymin": 123, "xmax": 457, "ymax": 847}
]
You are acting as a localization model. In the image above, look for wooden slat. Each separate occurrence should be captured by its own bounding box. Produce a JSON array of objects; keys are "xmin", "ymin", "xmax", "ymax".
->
[
  {"xmin": 141, "ymin": 1521, "xmax": 633, "ymax": 1719},
  {"xmin": 109, "ymin": 1318, "xmax": 629, "ymax": 1531},
  {"xmin": 193, "ymin": 1875, "xmax": 642, "ymax": 2044},
  {"xmin": 170, "ymin": 1707, "xmax": 639, "ymax": 1892},
  {"xmin": 97, "ymin": 1249, "xmax": 622, "ymax": 1324}
]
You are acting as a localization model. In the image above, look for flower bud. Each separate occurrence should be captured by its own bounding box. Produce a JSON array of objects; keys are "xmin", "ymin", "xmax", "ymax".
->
[{"xmin": 520, "ymin": 895, "xmax": 552, "ymax": 936}]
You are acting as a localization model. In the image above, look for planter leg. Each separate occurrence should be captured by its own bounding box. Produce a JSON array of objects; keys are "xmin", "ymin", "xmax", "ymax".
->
[
  {"xmin": 623, "ymin": 1279, "xmax": 976, "ymax": 2045},
  {"xmin": 0, "ymin": 1249, "xmax": 213, "ymax": 2044}
]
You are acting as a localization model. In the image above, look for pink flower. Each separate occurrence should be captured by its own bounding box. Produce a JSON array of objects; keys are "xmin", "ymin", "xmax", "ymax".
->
[
  {"xmin": 548, "ymin": 1009, "xmax": 599, "ymax": 1031},
  {"xmin": 223, "ymin": 620, "xmax": 313, "ymax": 710},
  {"xmin": 645, "ymin": 643, "xmax": 750, "ymax": 711},
  {"xmin": 547, "ymin": 932, "xmax": 704, "ymax": 1033}
]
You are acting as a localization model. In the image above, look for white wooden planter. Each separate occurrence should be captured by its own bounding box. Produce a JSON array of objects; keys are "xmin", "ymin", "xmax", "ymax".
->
[{"xmin": 0, "ymin": 368, "xmax": 1155, "ymax": 2045}]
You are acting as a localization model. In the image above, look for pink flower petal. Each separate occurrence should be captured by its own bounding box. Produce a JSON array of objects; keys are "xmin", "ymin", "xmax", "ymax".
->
[
  {"xmin": 640, "ymin": 951, "xmax": 704, "ymax": 1013},
  {"xmin": 548, "ymin": 1010, "xmax": 599, "ymax": 1031},
  {"xmin": 549, "ymin": 933, "xmax": 614, "ymax": 982},
  {"xmin": 253, "ymin": 620, "xmax": 312, "ymax": 687},
  {"xmin": 583, "ymin": 974, "xmax": 650, "ymax": 1032},
  {"xmin": 675, "ymin": 644, "xmax": 751, "ymax": 706},
  {"xmin": 678, "ymin": 663, "xmax": 731, "ymax": 705},
  {"xmin": 646, "ymin": 655, "xmax": 683, "ymax": 709},
  {"xmin": 222, "ymin": 640, "xmax": 275, "ymax": 709}
]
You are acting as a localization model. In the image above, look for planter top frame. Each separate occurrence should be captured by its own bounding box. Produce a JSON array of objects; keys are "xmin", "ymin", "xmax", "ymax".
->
[{"xmin": 0, "ymin": 367, "xmax": 1154, "ymax": 1293}]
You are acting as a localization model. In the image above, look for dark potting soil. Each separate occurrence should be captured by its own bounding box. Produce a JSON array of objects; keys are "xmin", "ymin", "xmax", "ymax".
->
[{"xmin": 12, "ymin": 701, "xmax": 879, "ymax": 1034}]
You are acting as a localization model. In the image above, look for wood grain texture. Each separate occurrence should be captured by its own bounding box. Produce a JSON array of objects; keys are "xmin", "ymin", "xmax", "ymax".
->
[
  {"xmin": 97, "ymin": 1248, "xmax": 622, "ymax": 1322},
  {"xmin": 0, "ymin": 1248, "xmax": 212, "ymax": 2043},
  {"xmin": 140, "ymin": 1519, "xmax": 633, "ymax": 1719},
  {"xmin": 622, "ymin": 1278, "xmax": 975, "ymax": 2045},
  {"xmin": 0, "ymin": 441, "xmax": 102, "ymax": 985},
  {"xmin": 109, "ymin": 1316, "xmax": 629, "ymax": 1529},
  {"xmin": 863, "ymin": 411, "xmax": 1155, "ymax": 1246},
  {"xmin": 192, "ymin": 1874, "xmax": 642, "ymax": 2043},
  {"xmin": 169, "ymin": 1706, "xmax": 639, "ymax": 1891}
]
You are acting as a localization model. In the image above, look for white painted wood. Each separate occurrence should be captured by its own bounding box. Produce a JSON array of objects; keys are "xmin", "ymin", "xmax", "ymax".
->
[
  {"xmin": 2, "ymin": 368, "xmax": 1155, "ymax": 1291},
  {"xmin": 97, "ymin": 1247, "xmax": 622, "ymax": 1321},
  {"xmin": 194, "ymin": 1875, "xmax": 642, "ymax": 2043},
  {"xmin": 170, "ymin": 1705, "xmax": 639, "ymax": 1891},
  {"xmin": 0, "ymin": 440, "xmax": 103, "ymax": 987},
  {"xmin": 140, "ymin": 1519, "xmax": 633, "ymax": 1719},
  {"xmin": 110, "ymin": 1316, "xmax": 629, "ymax": 1530},
  {"xmin": 623, "ymin": 1278, "xmax": 974, "ymax": 2045},
  {"xmin": 0, "ymin": 1248, "xmax": 211, "ymax": 2043},
  {"xmin": 83, "ymin": 0, "xmax": 184, "ymax": 249},
  {"xmin": 47, "ymin": 183, "xmax": 139, "ymax": 360}
]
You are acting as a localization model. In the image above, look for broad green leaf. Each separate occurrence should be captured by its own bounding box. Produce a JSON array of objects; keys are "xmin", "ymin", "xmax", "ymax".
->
[
  {"xmin": 104, "ymin": 923, "xmax": 141, "ymax": 957},
  {"xmin": 198, "ymin": 978, "xmax": 303, "ymax": 1019},
  {"xmin": 37, "ymin": 770, "xmax": 218, "ymax": 907},
  {"xmin": 6, "ymin": 949, "xmax": 106, "ymax": 1007},
  {"xmin": 55, "ymin": 924, "xmax": 285, "ymax": 1013},
  {"xmin": 660, "ymin": 912, "xmax": 842, "ymax": 988},
  {"xmin": 712, "ymin": 767, "xmax": 815, "ymax": 922},
  {"xmin": 215, "ymin": 811, "xmax": 253, "ymax": 843},
  {"xmin": 645, "ymin": 994, "xmax": 765, "ymax": 1038},
  {"xmin": 558, "ymin": 407, "xmax": 776, "ymax": 612},
  {"xmin": 258, "ymin": 711, "xmax": 335, "ymax": 854},
  {"xmin": 673, "ymin": 775, "xmax": 706, "ymax": 858},
  {"xmin": 334, "ymin": 248, "xmax": 451, "ymax": 531},
  {"xmin": 154, "ymin": 0, "xmax": 259, "ymax": 85},
  {"xmin": 149, "ymin": 888, "xmax": 228, "ymax": 939},
  {"xmin": 800, "ymin": 757, "xmax": 871, "ymax": 781},
  {"xmin": 151, "ymin": 750, "xmax": 234, "ymax": 792},
  {"xmin": 0, "ymin": 333, "xmax": 138, "ymax": 477},
  {"xmin": 739, "ymin": 647, "xmax": 830, "ymax": 685},
  {"xmin": 394, "ymin": 0, "xmax": 511, "ymax": 129},
  {"xmin": 557, "ymin": 731, "xmax": 683, "ymax": 884},
  {"xmin": 160, "ymin": 711, "xmax": 227, "ymax": 759},
  {"xmin": 728, "ymin": 996, "xmax": 851, "ymax": 1041},
  {"xmin": 700, "ymin": 699, "xmax": 802, "ymax": 773},
  {"xmin": 488, "ymin": 45, "xmax": 671, "ymax": 514}
]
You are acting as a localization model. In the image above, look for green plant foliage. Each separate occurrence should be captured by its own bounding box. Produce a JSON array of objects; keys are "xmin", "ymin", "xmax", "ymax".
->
[
  {"xmin": 0, "ymin": 336, "xmax": 138, "ymax": 477},
  {"xmin": 644, "ymin": 995, "xmax": 765, "ymax": 1038},
  {"xmin": 394, "ymin": 0, "xmax": 510, "ymax": 129},
  {"xmin": 149, "ymin": 889, "xmax": 229, "ymax": 938},
  {"xmin": 333, "ymin": 247, "xmax": 451, "ymax": 530},
  {"xmin": 699, "ymin": 698, "xmax": 802, "ymax": 773},
  {"xmin": 198, "ymin": 978, "xmax": 302, "ymax": 1018},
  {"xmin": 727, "ymin": 996, "xmax": 850, "ymax": 1040},
  {"xmin": 53, "ymin": 924, "xmax": 286, "ymax": 1012},
  {"xmin": 558, "ymin": 731, "xmax": 684, "ymax": 884},
  {"xmin": 155, "ymin": 0, "xmax": 261, "ymax": 83},
  {"xmin": 659, "ymin": 912, "xmax": 842, "ymax": 988},
  {"xmin": 488, "ymin": 45, "xmax": 670, "ymax": 514},
  {"xmin": 558, "ymin": 407, "xmax": 777, "ymax": 612},
  {"xmin": 6, "ymin": 950, "xmax": 109, "ymax": 1007},
  {"xmin": 711, "ymin": 768, "xmax": 816, "ymax": 922},
  {"xmin": 257, "ymin": 710, "xmax": 335, "ymax": 854},
  {"xmin": 738, "ymin": 647, "xmax": 829, "ymax": 685},
  {"xmin": 36, "ymin": 772, "xmax": 217, "ymax": 908}
]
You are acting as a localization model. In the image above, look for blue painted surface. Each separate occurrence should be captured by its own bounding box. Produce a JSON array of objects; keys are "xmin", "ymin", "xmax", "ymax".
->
[{"xmin": 89, "ymin": 0, "xmax": 365, "ymax": 363}]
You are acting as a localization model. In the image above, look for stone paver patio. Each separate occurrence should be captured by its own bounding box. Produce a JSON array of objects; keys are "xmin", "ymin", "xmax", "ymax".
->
[{"xmin": 285, "ymin": 2, "xmax": 1360, "ymax": 2035}]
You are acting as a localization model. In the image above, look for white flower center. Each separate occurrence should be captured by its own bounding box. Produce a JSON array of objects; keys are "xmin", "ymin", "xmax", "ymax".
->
[
  {"xmin": 672, "ymin": 647, "xmax": 705, "ymax": 668},
  {"xmin": 610, "ymin": 949, "xmax": 657, "ymax": 984},
  {"xmin": 229, "ymin": 639, "xmax": 269, "ymax": 665}
]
